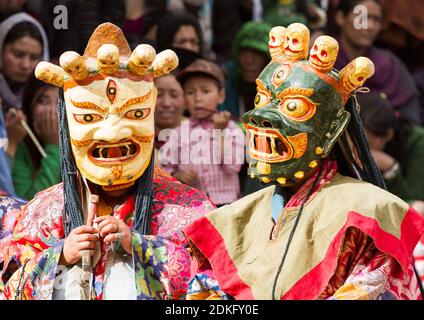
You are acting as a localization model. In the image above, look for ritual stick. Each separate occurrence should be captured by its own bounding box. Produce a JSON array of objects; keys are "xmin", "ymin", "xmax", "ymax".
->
[
  {"xmin": 9, "ymin": 108, "xmax": 47, "ymax": 158},
  {"xmin": 80, "ymin": 194, "xmax": 99, "ymax": 300}
]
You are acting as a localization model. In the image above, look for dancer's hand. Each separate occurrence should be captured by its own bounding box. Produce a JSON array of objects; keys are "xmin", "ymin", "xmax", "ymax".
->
[
  {"xmin": 94, "ymin": 216, "xmax": 132, "ymax": 255},
  {"xmin": 60, "ymin": 226, "xmax": 98, "ymax": 266}
]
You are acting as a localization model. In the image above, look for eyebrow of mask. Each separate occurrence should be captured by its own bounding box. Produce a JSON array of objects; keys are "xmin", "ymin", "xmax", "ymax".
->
[
  {"xmin": 256, "ymin": 79, "xmax": 271, "ymax": 96},
  {"xmin": 70, "ymin": 99, "xmax": 107, "ymax": 113},
  {"xmin": 69, "ymin": 90, "xmax": 152, "ymax": 114},
  {"xmin": 277, "ymin": 87, "xmax": 315, "ymax": 99},
  {"xmin": 114, "ymin": 90, "xmax": 152, "ymax": 113}
]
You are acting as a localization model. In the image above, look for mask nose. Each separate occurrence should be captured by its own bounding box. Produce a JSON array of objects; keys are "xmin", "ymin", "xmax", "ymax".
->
[
  {"xmin": 93, "ymin": 114, "xmax": 132, "ymax": 142},
  {"xmin": 241, "ymin": 106, "xmax": 281, "ymax": 129}
]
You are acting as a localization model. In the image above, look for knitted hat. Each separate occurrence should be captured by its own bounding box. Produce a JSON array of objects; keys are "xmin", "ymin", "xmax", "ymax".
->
[{"xmin": 233, "ymin": 21, "xmax": 273, "ymax": 58}]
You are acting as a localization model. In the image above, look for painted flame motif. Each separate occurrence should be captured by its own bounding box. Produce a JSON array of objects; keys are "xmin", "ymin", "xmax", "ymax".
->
[
  {"xmin": 111, "ymin": 165, "xmax": 123, "ymax": 179},
  {"xmin": 286, "ymin": 132, "xmax": 308, "ymax": 159}
]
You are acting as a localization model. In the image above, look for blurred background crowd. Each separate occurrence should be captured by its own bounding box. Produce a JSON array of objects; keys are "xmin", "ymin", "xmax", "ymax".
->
[{"xmin": 0, "ymin": 0, "xmax": 423, "ymax": 213}]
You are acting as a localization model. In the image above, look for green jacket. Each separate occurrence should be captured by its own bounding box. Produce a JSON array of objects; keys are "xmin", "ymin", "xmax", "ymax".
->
[
  {"xmin": 12, "ymin": 142, "xmax": 61, "ymax": 200},
  {"xmin": 385, "ymin": 125, "xmax": 424, "ymax": 203}
]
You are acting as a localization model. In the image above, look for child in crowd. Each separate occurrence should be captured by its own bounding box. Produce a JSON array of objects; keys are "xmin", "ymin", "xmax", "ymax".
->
[{"xmin": 161, "ymin": 59, "xmax": 244, "ymax": 206}]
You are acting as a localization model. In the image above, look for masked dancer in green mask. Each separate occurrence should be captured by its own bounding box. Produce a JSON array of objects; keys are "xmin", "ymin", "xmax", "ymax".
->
[{"xmin": 184, "ymin": 23, "xmax": 424, "ymax": 300}]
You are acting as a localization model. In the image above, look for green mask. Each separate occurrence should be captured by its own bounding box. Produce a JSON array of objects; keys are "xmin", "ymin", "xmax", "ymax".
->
[{"xmin": 241, "ymin": 23, "xmax": 375, "ymax": 186}]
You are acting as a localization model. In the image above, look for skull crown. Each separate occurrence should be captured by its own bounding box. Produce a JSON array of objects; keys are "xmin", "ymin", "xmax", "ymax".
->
[
  {"xmin": 267, "ymin": 23, "xmax": 375, "ymax": 100},
  {"xmin": 35, "ymin": 23, "xmax": 179, "ymax": 88}
]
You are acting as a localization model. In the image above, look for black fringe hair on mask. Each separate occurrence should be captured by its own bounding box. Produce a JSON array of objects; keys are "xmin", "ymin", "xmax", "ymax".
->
[
  {"xmin": 58, "ymin": 89, "xmax": 155, "ymax": 237},
  {"xmin": 335, "ymin": 96, "xmax": 386, "ymax": 189}
]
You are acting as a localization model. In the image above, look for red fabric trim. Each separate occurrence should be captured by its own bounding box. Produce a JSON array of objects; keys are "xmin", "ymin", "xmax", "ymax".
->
[
  {"xmin": 400, "ymin": 207, "xmax": 424, "ymax": 255},
  {"xmin": 184, "ymin": 217, "xmax": 254, "ymax": 299},
  {"xmin": 283, "ymin": 208, "xmax": 424, "ymax": 299},
  {"xmin": 286, "ymin": 160, "xmax": 337, "ymax": 208}
]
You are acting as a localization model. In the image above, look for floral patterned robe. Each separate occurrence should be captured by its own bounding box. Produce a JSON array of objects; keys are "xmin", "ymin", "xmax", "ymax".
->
[
  {"xmin": 0, "ymin": 168, "xmax": 215, "ymax": 300},
  {"xmin": 0, "ymin": 192, "xmax": 27, "ymax": 298}
]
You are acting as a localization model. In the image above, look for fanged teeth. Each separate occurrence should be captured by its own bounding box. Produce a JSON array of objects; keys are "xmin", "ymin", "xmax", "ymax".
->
[
  {"xmin": 100, "ymin": 147, "xmax": 107, "ymax": 158},
  {"xmin": 250, "ymin": 133, "xmax": 286, "ymax": 157},
  {"xmin": 270, "ymin": 138, "xmax": 280, "ymax": 157},
  {"xmin": 119, "ymin": 145, "xmax": 131, "ymax": 157},
  {"xmin": 94, "ymin": 142, "xmax": 136, "ymax": 159}
]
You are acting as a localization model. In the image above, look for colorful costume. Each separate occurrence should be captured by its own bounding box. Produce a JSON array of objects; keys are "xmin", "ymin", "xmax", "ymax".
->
[
  {"xmin": 185, "ymin": 23, "xmax": 424, "ymax": 300},
  {"xmin": 2, "ymin": 169, "xmax": 213, "ymax": 300},
  {"xmin": 0, "ymin": 192, "xmax": 27, "ymax": 285},
  {"xmin": 1, "ymin": 23, "xmax": 214, "ymax": 300}
]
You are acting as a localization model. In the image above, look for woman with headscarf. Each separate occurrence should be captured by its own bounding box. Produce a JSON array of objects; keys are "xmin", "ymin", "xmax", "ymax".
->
[
  {"xmin": 0, "ymin": 12, "xmax": 49, "ymax": 195},
  {"xmin": 156, "ymin": 11, "xmax": 204, "ymax": 69},
  {"xmin": 0, "ymin": 12, "xmax": 49, "ymax": 111},
  {"xmin": 220, "ymin": 21, "xmax": 272, "ymax": 197}
]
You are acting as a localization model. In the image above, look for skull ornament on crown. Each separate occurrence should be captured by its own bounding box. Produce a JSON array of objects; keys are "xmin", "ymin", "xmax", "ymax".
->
[
  {"xmin": 35, "ymin": 23, "xmax": 178, "ymax": 190},
  {"xmin": 242, "ymin": 23, "xmax": 375, "ymax": 186}
]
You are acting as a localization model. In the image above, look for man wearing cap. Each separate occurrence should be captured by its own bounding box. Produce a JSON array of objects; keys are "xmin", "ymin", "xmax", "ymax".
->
[{"xmin": 161, "ymin": 59, "xmax": 245, "ymax": 207}]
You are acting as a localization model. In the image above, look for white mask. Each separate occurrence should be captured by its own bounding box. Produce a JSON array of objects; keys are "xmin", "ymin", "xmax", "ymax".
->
[{"xmin": 35, "ymin": 23, "xmax": 179, "ymax": 189}]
